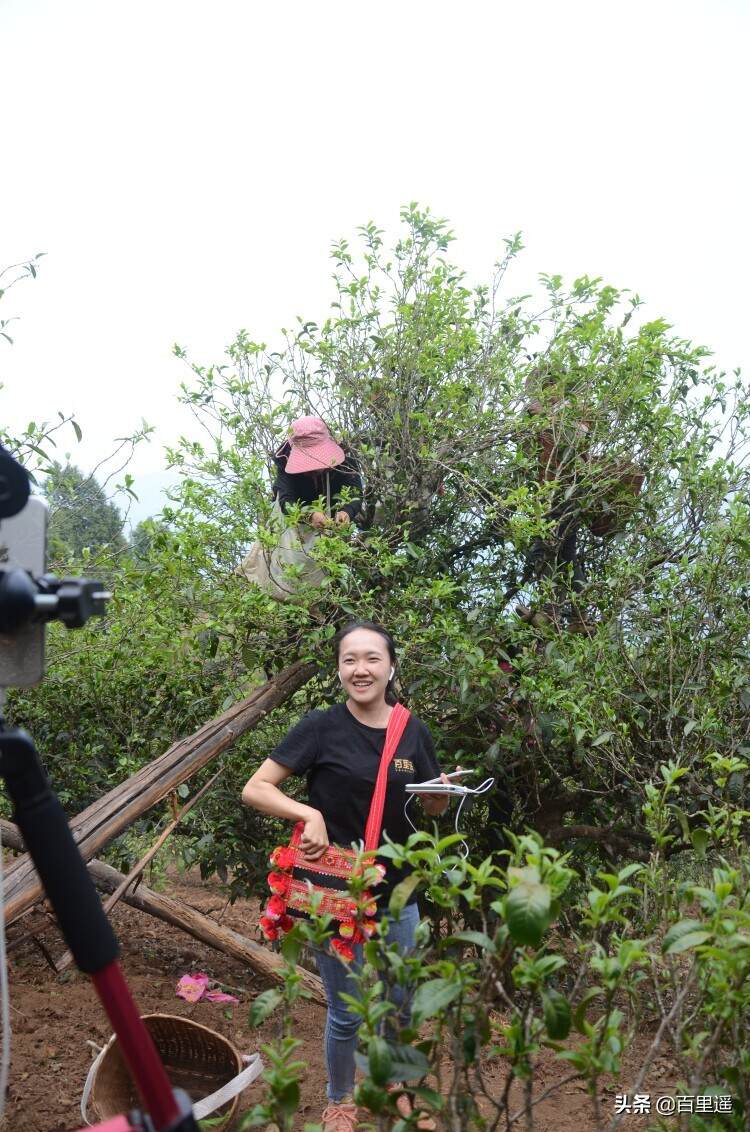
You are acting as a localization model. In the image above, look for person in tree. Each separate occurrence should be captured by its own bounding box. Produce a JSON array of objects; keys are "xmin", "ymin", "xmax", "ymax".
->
[
  {"xmin": 241, "ymin": 620, "xmax": 450, "ymax": 1131},
  {"xmin": 236, "ymin": 416, "xmax": 363, "ymax": 602},
  {"xmin": 273, "ymin": 416, "xmax": 363, "ymax": 528}
]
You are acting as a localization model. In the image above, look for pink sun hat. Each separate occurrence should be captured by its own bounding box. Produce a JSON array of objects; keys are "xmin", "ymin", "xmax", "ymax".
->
[{"xmin": 283, "ymin": 416, "xmax": 345, "ymax": 474}]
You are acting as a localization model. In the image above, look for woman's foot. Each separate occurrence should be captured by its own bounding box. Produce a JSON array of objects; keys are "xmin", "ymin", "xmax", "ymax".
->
[
  {"xmin": 321, "ymin": 1099, "xmax": 359, "ymax": 1131},
  {"xmin": 389, "ymin": 1084, "xmax": 437, "ymax": 1129}
]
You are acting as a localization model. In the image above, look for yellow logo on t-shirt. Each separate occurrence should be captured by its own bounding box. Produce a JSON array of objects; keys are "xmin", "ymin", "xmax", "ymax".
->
[{"xmin": 394, "ymin": 758, "xmax": 415, "ymax": 774}]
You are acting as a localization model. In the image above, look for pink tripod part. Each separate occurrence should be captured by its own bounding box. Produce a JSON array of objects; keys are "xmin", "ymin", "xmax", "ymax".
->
[{"xmin": 79, "ymin": 1118, "xmax": 135, "ymax": 1132}]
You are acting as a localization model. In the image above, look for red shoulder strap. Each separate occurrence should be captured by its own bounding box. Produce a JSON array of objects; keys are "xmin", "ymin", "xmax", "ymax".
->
[{"xmin": 363, "ymin": 703, "xmax": 411, "ymax": 852}]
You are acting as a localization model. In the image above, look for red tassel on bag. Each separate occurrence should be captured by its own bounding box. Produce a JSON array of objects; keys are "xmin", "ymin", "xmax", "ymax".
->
[
  {"xmin": 261, "ymin": 704, "xmax": 411, "ymax": 959},
  {"xmin": 267, "ymin": 870, "xmax": 291, "ymax": 895}
]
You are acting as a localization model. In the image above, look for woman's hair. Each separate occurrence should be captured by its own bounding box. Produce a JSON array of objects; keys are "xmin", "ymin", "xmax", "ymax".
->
[{"xmin": 333, "ymin": 620, "xmax": 399, "ymax": 705}]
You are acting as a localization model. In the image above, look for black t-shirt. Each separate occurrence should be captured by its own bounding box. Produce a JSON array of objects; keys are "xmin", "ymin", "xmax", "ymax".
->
[{"xmin": 270, "ymin": 703, "xmax": 441, "ymax": 908}]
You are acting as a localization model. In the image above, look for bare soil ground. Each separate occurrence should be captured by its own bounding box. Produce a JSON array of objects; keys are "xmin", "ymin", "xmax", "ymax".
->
[{"xmin": 3, "ymin": 869, "xmax": 677, "ymax": 1131}]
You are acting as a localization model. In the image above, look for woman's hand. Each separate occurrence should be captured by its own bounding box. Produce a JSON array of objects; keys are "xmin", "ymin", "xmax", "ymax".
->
[
  {"xmin": 300, "ymin": 810, "xmax": 329, "ymax": 860},
  {"xmin": 420, "ymin": 767, "xmax": 462, "ymax": 816},
  {"xmin": 335, "ymin": 510, "xmax": 350, "ymax": 525},
  {"xmin": 310, "ymin": 511, "xmax": 330, "ymax": 530}
]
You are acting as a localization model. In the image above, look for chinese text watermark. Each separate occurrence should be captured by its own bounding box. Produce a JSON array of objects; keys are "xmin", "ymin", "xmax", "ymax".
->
[{"xmin": 614, "ymin": 1093, "xmax": 733, "ymax": 1116}]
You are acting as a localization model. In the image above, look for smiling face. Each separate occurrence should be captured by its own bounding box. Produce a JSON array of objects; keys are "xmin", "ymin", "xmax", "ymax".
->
[{"xmin": 337, "ymin": 628, "xmax": 393, "ymax": 709}]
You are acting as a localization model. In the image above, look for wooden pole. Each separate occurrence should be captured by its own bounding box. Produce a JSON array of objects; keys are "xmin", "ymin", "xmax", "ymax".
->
[{"xmin": 54, "ymin": 767, "xmax": 224, "ymax": 972}]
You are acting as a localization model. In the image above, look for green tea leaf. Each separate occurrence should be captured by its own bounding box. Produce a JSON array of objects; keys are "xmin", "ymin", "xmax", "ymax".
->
[
  {"xmin": 386, "ymin": 1042, "xmax": 431, "ymax": 1083},
  {"xmin": 448, "ymin": 930, "xmax": 496, "ymax": 951},
  {"xmin": 389, "ymin": 873, "xmax": 421, "ymax": 916},
  {"xmin": 542, "ymin": 989, "xmax": 571, "ymax": 1040},
  {"xmin": 411, "ymin": 978, "xmax": 461, "ymax": 1024},
  {"xmin": 367, "ymin": 1035, "xmax": 393, "ymax": 1086},
  {"xmin": 662, "ymin": 919, "xmax": 711, "ymax": 954},
  {"xmin": 505, "ymin": 880, "xmax": 551, "ymax": 947},
  {"xmin": 249, "ymin": 987, "xmax": 283, "ymax": 1026}
]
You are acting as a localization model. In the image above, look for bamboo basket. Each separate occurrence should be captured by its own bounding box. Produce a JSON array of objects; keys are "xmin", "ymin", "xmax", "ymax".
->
[{"xmin": 82, "ymin": 1013, "xmax": 261, "ymax": 1130}]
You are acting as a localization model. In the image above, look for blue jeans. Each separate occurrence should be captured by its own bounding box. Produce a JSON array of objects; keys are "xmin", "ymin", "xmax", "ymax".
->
[{"xmin": 313, "ymin": 902, "xmax": 420, "ymax": 1103}]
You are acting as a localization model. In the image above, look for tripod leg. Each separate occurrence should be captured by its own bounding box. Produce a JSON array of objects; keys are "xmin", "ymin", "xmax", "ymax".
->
[{"xmin": 0, "ymin": 724, "xmax": 196, "ymax": 1132}]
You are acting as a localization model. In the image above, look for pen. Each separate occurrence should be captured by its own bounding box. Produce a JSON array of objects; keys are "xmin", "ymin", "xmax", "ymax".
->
[{"xmin": 420, "ymin": 769, "xmax": 473, "ymax": 785}]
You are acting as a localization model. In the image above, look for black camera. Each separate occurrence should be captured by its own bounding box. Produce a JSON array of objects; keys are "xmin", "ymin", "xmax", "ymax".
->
[{"xmin": 0, "ymin": 442, "xmax": 110, "ymax": 687}]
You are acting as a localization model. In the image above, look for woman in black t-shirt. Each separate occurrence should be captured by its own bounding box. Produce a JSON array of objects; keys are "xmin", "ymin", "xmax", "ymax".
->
[{"xmin": 241, "ymin": 620, "xmax": 448, "ymax": 1132}]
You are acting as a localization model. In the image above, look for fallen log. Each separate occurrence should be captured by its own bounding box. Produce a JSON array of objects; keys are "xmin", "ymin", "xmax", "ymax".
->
[
  {"xmin": 89, "ymin": 858, "xmax": 327, "ymax": 1006},
  {"xmin": 2, "ymin": 659, "xmax": 315, "ymax": 925},
  {"xmin": 1, "ymin": 819, "xmax": 326, "ymax": 1005},
  {"xmin": 54, "ymin": 767, "xmax": 225, "ymax": 972}
]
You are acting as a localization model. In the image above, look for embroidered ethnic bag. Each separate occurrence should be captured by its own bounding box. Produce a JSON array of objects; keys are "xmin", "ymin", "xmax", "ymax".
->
[{"xmin": 261, "ymin": 703, "xmax": 411, "ymax": 961}]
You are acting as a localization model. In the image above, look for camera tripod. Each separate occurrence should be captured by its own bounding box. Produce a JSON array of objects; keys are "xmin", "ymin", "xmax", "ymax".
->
[
  {"xmin": 0, "ymin": 442, "xmax": 200, "ymax": 1131},
  {"xmin": 0, "ymin": 711, "xmax": 200, "ymax": 1131}
]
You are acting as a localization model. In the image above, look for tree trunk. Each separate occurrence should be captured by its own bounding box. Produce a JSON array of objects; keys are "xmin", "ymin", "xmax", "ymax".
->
[
  {"xmin": 2, "ymin": 660, "xmax": 315, "ymax": 925},
  {"xmin": 0, "ymin": 819, "xmax": 326, "ymax": 1006}
]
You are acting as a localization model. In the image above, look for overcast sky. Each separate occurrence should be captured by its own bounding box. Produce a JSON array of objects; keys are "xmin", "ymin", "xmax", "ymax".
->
[{"xmin": 1, "ymin": 0, "xmax": 747, "ymax": 524}]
